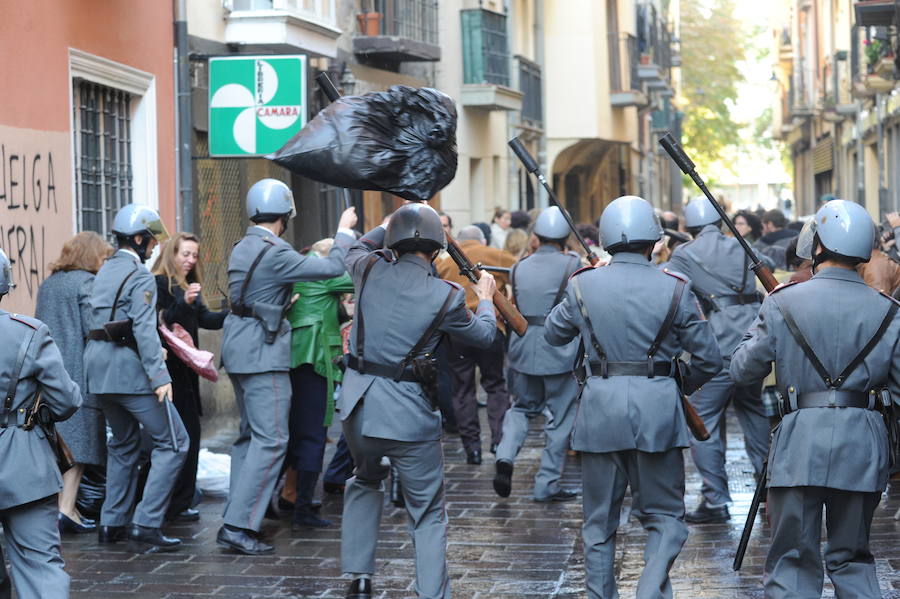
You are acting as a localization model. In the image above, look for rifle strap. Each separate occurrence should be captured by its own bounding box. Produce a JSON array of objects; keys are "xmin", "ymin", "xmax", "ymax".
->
[
  {"xmin": 109, "ymin": 268, "xmax": 138, "ymax": 322},
  {"xmin": 647, "ymin": 279, "xmax": 686, "ymax": 375},
  {"xmin": 572, "ymin": 277, "xmax": 610, "ymax": 376},
  {"xmin": 684, "ymin": 246, "xmax": 748, "ymax": 295},
  {"xmin": 355, "ymin": 253, "xmax": 385, "ymax": 371},
  {"xmin": 236, "ymin": 239, "xmax": 275, "ymax": 309},
  {"xmin": 774, "ymin": 297, "xmax": 897, "ymax": 389},
  {"xmin": 2, "ymin": 323, "xmax": 36, "ymax": 427}
]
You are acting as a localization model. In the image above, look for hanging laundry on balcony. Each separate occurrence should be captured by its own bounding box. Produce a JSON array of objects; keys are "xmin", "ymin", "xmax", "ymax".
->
[{"xmin": 268, "ymin": 85, "xmax": 457, "ymax": 203}]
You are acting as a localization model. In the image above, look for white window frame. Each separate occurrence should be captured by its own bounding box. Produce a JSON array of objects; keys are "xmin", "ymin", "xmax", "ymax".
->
[{"xmin": 68, "ymin": 48, "xmax": 158, "ymax": 233}]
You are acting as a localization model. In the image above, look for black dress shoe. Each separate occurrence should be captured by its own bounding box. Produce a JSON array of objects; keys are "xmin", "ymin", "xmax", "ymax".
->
[
  {"xmin": 466, "ymin": 449, "xmax": 482, "ymax": 465},
  {"xmin": 127, "ymin": 524, "xmax": 182, "ymax": 552},
  {"xmin": 323, "ymin": 481, "xmax": 345, "ymax": 495},
  {"xmin": 493, "ymin": 460, "xmax": 513, "ymax": 498},
  {"xmin": 166, "ymin": 508, "xmax": 200, "ymax": 523},
  {"xmin": 216, "ymin": 525, "xmax": 274, "ymax": 555},
  {"xmin": 685, "ymin": 502, "xmax": 730, "ymax": 524},
  {"xmin": 291, "ymin": 511, "xmax": 332, "ymax": 530},
  {"xmin": 346, "ymin": 577, "xmax": 373, "ymax": 599},
  {"xmin": 59, "ymin": 513, "xmax": 97, "ymax": 535},
  {"xmin": 534, "ymin": 488, "xmax": 579, "ymax": 503},
  {"xmin": 98, "ymin": 525, "xmax": 127, "ymax": 544},
  {"xmin": 490, "ymin": 443, "xmax": 498, "ymax": 454}
]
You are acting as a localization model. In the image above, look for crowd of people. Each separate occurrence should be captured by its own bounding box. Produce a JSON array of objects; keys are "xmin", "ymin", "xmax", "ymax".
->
[{"xmin": 0, "ymin": 183, "xmax": 899, "ymax": 599}]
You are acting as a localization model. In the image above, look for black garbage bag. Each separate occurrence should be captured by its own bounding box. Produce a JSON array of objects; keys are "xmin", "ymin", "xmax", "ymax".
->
[{"xmin": 269, "ymin": 85, "xmax": 457, "ymax": 202}]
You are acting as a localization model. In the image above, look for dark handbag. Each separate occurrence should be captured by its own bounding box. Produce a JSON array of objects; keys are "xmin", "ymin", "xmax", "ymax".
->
[{"xmin": 23, "ymin": 394, "xmax": 76, "ymax": 474}]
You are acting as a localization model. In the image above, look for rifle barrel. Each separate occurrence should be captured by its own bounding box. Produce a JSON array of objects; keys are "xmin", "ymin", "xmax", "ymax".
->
[{"xmin": 508, "ymin": 138, "xmax": 599, "ymax": 265}]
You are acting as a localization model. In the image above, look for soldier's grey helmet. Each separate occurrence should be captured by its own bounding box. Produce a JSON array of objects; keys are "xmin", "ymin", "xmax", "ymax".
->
[
  {"xmin": 797, "ymin": 199, "xmax": 874, "ymax": 262},
  {"xmin": 599, "ymin": 195, "xmax": 662, "ymax": 253},
  {"xmin": 684, "ymin": 197, "xmax": 722, "ymax": 229},
  {"xmin": 247, "ymin": 179, "xmax": 296, "ymax": 223},
  {"xmin": 0, "ymin": 248, "xmax": 13, "ymax": 296},
  {"xmin": 385, "ymin": 203, "xmax": 446, "ymax": 252},
  {"xmin": 111, "ymin": 204, "xmax": 170, "ymax": 243},
  {"xmin": 533, "ymin": 206, "xmax": 570, "ymax": 240}
]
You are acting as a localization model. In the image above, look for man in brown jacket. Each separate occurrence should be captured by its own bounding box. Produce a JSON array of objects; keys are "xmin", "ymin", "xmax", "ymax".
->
[{"xmin": 436, "ymin": 225, "xmax": 517, "ymax": 464}]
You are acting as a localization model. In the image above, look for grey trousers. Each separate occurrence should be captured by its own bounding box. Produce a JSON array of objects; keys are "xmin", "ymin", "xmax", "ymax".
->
[
  {"xmin": 100, "ymin": 394, "xmax": 189, "ymax": 527},
  {"xmin": 341, "ymin": 406, "xmax": 450, "ymax": 599},
  {"xmin": 224, "ymin": 372, "xmax": 290, "ymax": 532},
  {"xmin": 582, "ymin": 449, "xmax": 688, "ymax": 599},
  {"xmin": 1, "ymin": 495, "xmax": 68, "ymax": 599},
  {"xmin": 496, "ymin": 371, "xmax": 579, "ymax": 499},
  {"xmin": 765, "ymin": 486, "xmax": 881, "ymax": 599},
  {"xmin": 688, "ymin": 367, "xmax": 768, "ymax": 505}
]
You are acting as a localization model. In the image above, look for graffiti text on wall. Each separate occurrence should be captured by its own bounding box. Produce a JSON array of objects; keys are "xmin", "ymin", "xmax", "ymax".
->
[{"xmin": 0, "ymin": 144, "xmax": 59, "ymax": 298}]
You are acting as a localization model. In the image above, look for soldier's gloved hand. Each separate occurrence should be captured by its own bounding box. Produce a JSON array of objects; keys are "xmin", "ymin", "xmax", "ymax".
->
[
  {"xmin": 475, "ymin": 271, "xmax": 497, "ymax": 301},
  {"xmin": 338, "ymin": 206, "xmax": 358, "ymax": 231},
  {"xmin": 155, "ymin": 383, "xmax": 173, "ymax": 404}
]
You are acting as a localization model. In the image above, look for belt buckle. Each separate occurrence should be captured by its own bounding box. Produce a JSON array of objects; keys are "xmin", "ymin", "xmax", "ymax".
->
[{"xmin": 828, "ymin": 390, "xmax": 837, "ymax": 408}]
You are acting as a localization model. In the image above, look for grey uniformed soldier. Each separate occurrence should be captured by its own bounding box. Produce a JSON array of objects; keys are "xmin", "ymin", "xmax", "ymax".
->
[
  {"xmin": 217, "ymin": 179, "xmax": 356, "ymax": 555},
  {"xmin": 732, "ymin": 199, "xmax": 899, "ymax": 598},
  {"xmin": 545, "ymin": 196, "xmax": 722, "ymax": 599},
  {"xmin": 668, "ymin": 197, "xmax": 771, "ymax": 523},
  {"xmin": 339, "ymin": 204, "xmax": 497, "ymax": 599},
  {"xmin": 85, "ymin": 204, "xmax": 190, "ymax": 551},
  {"xmin": 494, "ymin": 206, "xmax": 581, "ymax": 502},
  {"xmin": 0, "ymin": 248, "xmax": 81, "ymax": 598}
]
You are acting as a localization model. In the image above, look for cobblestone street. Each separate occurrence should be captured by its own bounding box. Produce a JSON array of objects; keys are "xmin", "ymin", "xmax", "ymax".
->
[{"xmin": 54, "ymin": 411, "xmax": 900, "ymax": 598}]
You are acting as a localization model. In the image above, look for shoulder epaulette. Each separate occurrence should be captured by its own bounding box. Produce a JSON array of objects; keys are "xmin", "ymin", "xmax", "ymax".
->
[
  {"xmin": 769, "ymin": 281, "xmax": 799, "ymax": 295},
  {"xmin": 443, "ymin": 280, "xmax": 463, "ymax": 291},
  {"xmin": 570, "ymin": 266, "xmax": 594, "ymax": 279},
  {"xmin": 9, "ymin": 313, "xmax": 39, "ymax": 330},
  {"xmin": 662, "ymin": 268, "xmax": 688, "ymax": 282},
  {"xmin": 879, "ymin": 290, "xmax": 900, "ymax": 307},
  {"xmin": 262, "ymin": 236, "xmax": 277, "ymax": 246}
]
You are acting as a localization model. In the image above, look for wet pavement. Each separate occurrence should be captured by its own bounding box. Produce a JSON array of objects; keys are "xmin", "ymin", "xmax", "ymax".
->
[{"xmin": 49, "ymin": 410, "xmax": 900, "ymax": 598}]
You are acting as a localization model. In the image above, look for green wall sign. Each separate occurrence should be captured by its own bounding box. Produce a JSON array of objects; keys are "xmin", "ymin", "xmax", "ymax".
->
[{"xmin": 209, "ymin": 55, "xmax": 307, "ymax": 157}]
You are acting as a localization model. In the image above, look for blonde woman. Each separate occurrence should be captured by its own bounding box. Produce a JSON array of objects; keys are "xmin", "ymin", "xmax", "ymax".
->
[
  {"xmin": 152, "ymin": 233, "xmax": 227, "ymax": 521},
  {"xmin": 35, "ymin": 232, "xmax": 113, "ymax": 534}
]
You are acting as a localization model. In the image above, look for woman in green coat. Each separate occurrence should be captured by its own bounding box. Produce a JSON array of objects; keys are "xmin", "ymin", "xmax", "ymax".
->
[{"xmin": 286, "ymin": 238, "xmax": 355, "ymax": 529}]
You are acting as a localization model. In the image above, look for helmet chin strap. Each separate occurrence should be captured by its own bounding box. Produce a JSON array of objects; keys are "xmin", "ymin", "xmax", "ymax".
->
[
  {"xmin": 810, "ymin": 237, "xmax": 825, "ymax": 274},
  {"xmin": 125, "ymin": 235, "xmax": 152, "ymax": 263}
]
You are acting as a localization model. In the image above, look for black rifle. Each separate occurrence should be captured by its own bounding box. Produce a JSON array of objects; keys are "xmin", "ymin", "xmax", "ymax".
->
[
  {"xmin": 657, "ymin": 132, "xmax": 779, "ymax": 572},
  {"xmin": 315, "ymin": 72, "xmax": 352, "ymax": 210},
  {"xmin": 508, "ymin": 137, "xmax": 601, "ymax": 265}
]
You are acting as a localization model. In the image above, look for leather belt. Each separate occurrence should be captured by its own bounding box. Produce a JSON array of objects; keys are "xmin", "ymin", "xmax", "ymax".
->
[
  {"xmin": 711, "ymin": 293, "xmax": 761, "ymax": 309},
  {"xmin": 87, "ymin": 329, "xmax": 111, "ymax": 341},
  {"xmin": 587, "ymin": 361, "xmax": 673, "ymax": 378},
  {"xmin": 230, "ymin": 303, "xmax": 254, "ymax": 318},
  {"xmin": 794, "ymin": 390, "xmax": 874, "ymax": 411},
  {"xmin": 346, "ymin": 354, "xmax": 420, "ymax": 383},
  {"xmin": 525, "ymin": 315, "xmax": 546, "ymax": 326},
  {"xmin": 0, "ymin": 405, "xmax": 34, "ymax": 428}
]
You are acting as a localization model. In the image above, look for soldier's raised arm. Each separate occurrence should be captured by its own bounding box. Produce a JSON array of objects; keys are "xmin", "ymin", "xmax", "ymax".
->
[
  {"xmin": 273, "ymin": 207, "xmax": 357, "ymax": 283},
  {"xmin": 346, "ymin": 224, "xmax": 387, "ymax": 284},
  {"xmin": 438, "ymin": 280, "xmax": 497, "ymax": 349}
]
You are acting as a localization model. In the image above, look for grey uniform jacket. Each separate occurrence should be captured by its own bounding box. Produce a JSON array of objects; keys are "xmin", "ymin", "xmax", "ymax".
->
[
  {"xmin": 668, "ymin": 224, "xmax": 765, "ymax": 357},
  {"xmin": 337, "ymin": 226, "xmax": 497, "ymax": 442},
  {"xmin": 221, "ymin": 226, "xmax": 353, "ymax": 374},
  {"xmin": 0, "ymin": 312, "xmax": 81, "ymax": 510},
  {"xmin": 731, "ymin": 267, "xmax": 900, "ymax": 492},
  {"xmin": 507, "ymin": 245, "xmax": 581, "ymax": 376},
  {"xmin": 84, "ymin": 250, "xmax": 170, "ymax": 393},
  {"xmin": 544, "ymin": 252, "xmax": 723, "ymax": 453}
]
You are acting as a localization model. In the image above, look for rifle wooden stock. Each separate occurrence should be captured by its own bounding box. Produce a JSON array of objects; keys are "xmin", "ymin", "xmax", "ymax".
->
[
  {"xmin": 682, "ymin": 396, "xmax": 710, "ymax": 441},
  {"xmin": 445, "ymin": 233, "xmax": 528, "ymax": 337}
]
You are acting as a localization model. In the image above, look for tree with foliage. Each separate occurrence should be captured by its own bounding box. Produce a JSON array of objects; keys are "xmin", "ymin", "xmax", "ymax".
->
[{"xmin": 680, "ymin": 0, "xmax": 747, "ymax": 173}]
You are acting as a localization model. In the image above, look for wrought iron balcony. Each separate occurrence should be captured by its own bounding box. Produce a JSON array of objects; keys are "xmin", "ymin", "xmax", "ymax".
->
[
  {"xmin": 636, "ymin": 3, "xmax": 672, "ymax": 90},
  {"xmin": 353, "ymin": 0, "xmax": 440, "ymax": 63},
  {"xmin": 608, "ymin": 33, "xmax": 648, "ymax": 108},
  {"xmin": 517, "ymin": 56, "xmax": 543, "ymax": 128}
]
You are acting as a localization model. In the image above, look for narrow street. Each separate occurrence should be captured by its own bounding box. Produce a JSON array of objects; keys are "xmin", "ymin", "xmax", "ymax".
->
[{"xmin": 59, "ymin": 410, "xmax": 900, "ymax": 598}]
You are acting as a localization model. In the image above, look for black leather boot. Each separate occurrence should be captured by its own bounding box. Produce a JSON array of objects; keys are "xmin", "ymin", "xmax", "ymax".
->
[{"xmin": 345, "ymin": 577, "xmax": 373, "ymax": 599}]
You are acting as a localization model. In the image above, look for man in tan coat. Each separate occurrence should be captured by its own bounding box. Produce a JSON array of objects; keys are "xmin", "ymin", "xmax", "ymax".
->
[{"xmin": 436, "ymin": 225, "xmax": 517, "ymax": 464}]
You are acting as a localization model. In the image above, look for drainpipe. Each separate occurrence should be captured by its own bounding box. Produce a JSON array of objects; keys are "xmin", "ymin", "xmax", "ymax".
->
[
  {"xmin": 175, "ymin": 0, "xmax": 194, "ymax": 232},
  {"xmin": 535, "ymin": 0, "xmax": 547, "ymax": 208}
]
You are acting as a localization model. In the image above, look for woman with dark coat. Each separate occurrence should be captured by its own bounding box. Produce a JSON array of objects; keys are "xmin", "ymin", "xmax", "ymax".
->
[
  {"xmin": 35, "ymin": 231, "xmax": 113, "ymax": 534},
  {"xmin": 152, "ymin": 233, "xmax": 227, "ymax": 521}
]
